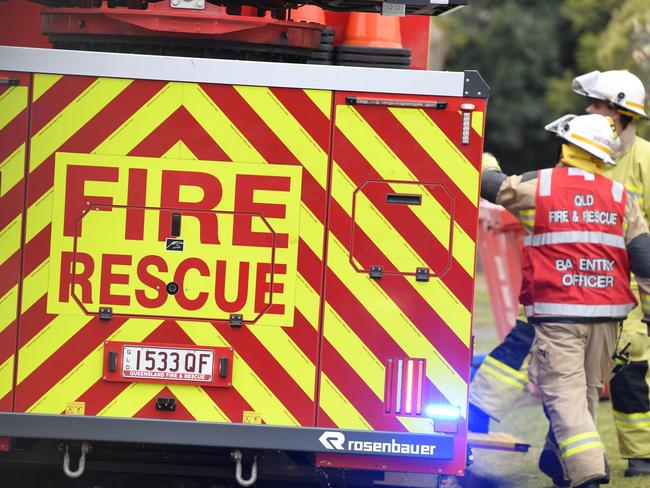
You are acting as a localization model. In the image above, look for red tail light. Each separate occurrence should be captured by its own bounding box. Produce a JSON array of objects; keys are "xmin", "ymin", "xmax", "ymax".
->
[{"xmin": 384, "ymin": 357, "xmax": 426, "ymax": 416}]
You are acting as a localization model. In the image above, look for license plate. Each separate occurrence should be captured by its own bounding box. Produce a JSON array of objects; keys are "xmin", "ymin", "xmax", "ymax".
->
[{"xmin": 122, "ymin": 345, "xmax": 214, "ymax": 382}]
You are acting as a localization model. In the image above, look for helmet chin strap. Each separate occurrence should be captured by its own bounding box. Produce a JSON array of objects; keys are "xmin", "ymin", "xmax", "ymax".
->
[{"xmin": 560, "ymin": 143, "xmax": 606, "ymax": 175}]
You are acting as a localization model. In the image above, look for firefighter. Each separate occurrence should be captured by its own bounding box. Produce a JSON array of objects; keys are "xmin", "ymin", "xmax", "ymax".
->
[
  {"xmin": 469, "ymin": 70, "xmax": 650, "ymax": 482},
  {"xmin": 480, "ymin": 113, "xmax": 650, "ymax": 488},
  {"xmin": 573, "ymin": 70, "xmax": 650, "ymax": 477}
]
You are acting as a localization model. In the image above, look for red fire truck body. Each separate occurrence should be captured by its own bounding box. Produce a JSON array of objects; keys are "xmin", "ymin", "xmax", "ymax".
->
[{"xmin": 0, "ymin": 2, "xmax": 487, "ymax": 485}]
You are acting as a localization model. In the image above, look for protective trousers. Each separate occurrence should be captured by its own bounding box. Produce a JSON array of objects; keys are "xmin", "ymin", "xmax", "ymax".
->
[
  {"xmin": 529, "ymin": 322, "xmax": 617, "ymax": 487},
  {"xmin": 610, "ymin": 304, "xmax": 650, "ymax": 458},
  {"xmin": 469, "ymin": 320, "xmax": 534, "ymax": 420}
]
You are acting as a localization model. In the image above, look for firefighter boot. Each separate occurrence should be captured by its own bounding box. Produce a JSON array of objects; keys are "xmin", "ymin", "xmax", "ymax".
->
[
  {"xmin": 625, "ymin": 458, "xmax": 650, "ymax": 477},
  {"xmin": 538, "ymin": 449, "xmax": 570, "ymax": 487},
  {"xmin": 573, "ymin": 482, "xmax": 603, "ymax": 488},
  {"xmin": 467, "ymin": 403, "xmax": 490, "ymax": 433}
]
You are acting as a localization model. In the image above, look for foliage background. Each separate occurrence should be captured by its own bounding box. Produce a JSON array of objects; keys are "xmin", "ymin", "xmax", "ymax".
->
[{"xmin": 437, "ymin": 0, "xmax": 650, "ymax": 174}]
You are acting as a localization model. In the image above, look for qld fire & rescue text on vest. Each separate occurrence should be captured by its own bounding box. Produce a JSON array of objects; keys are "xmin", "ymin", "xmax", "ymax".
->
[{"xmin": 550, "ymin": 193, "xmax": 620, "ymax": 289}]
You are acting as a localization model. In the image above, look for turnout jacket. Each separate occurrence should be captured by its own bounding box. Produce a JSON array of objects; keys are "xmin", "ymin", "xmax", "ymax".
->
[
  {"xmin": 482, "ymin": 158, "xmax": 650, "ymax": 323},
  {"xmin": 605, "ymin": 127, "xmax": 650, "ymax": 222}
]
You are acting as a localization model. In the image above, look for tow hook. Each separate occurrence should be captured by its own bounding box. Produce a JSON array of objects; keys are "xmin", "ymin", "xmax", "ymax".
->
[
  {"xmin": 62, "ymin": 442, "xmax": 91, "ymax": 479},
  {"xmin": 231, "ymin": 449, "xmax": 258, "ymax": 487}
]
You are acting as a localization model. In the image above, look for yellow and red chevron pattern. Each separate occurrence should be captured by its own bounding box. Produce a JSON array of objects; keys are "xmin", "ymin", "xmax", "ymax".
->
[
  {"xmin": 1, "ymin": 72, "xmax": 484, "ymax": 474},
  {"xmin": 0, "ymin": 71, "xmax": 30, "ymax": 413},
  {"xmin": 6, "ymin": 74, "xmax": 332, "ymax": 426},
  {"xmin": 315, "ymin": 92, "xmax": 484, "ymax": 471}
]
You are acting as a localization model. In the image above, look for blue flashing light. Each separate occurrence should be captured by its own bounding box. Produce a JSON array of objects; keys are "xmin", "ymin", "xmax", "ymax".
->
[{"xmin": 424, "ymin": 404, "xmax": 460, "ymax": 419}]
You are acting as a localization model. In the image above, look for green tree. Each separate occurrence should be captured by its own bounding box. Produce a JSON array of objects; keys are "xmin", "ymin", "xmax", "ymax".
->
[
  {"xmin": 544, "ymin": 0, "xmax": 650, "ymax": 139},
  {"xmin": 542, "ymin": 1, "xmax": 616, "ymax": 128},
  {"xmin": 597, "ymin": 0, "xmax": 650, "ymax": 139},
  {"xmin": 439, "ymin": 1, "xmax": 572, "ymax": 173},
  {"xmin": 439, "ymin": 1, "xmax": 650, "ymax": 171}
]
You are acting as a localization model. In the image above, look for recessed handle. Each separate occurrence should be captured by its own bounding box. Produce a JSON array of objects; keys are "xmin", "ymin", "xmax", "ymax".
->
[
  {"xmin": 346, "ymin": 96, "xmax": 448, "ymax": 109},
  {"xmin": 108, "ymin": 351, "xmax": 117, "ymax": 372},
  {"xmin": 171, "ymin": 212, "xmax": 181, "ymax": 237},
  {"xmin": 0, "ymin": 77, "xmax": 19, "ymax": 86},
  {"xmin": 219, "ymin": 357, "xmax": 229, "ymax": 378},
  {"xmin": 386, "ymin": 193, "xmax": 422, "ymax": 205}
]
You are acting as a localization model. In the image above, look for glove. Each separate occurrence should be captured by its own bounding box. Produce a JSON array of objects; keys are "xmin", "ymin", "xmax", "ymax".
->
[{"xmin": 482, "ymin": 152, "xmax": 501, "ymax": 172}]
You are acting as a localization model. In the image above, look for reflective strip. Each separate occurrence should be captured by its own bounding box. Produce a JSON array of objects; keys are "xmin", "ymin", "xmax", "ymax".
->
[
  {"xmin": 567, "ymin": 167, "xmax": 595, "ymax": 181},
  {"xmin": 524, "ymin": 231, "xmax": 625, "ymax": 249},
  {"xmin": 626, "ymin": 100, "xmax": 645, "ymax": 110},
  {"xmin": 518, "ymin": 209, "xmax": 535, "ymax": 221},
  {"xmin": 559, "ymin": 431, "xmax": 603, "ymax": 458},
  {"xmin": 481, "ymin": 356, "xmax": 528, "ymax": 389},
  {"xmin": 525, "ymin": 302, "xmax": 634, "ymax": 318},
  {"xmin": 613, "ymin": 410, "xmax": 650, "ymax": 428},
  {"xmin": 570, "ymin": 133, "xmax": 612, "ymax": 155},
  {"xmin": 627, "ymin": 183, "xmax": 643, "ymax": 196},
  {"xmin": 626, "ymin": 183, "xmax": 644, "ymax": 207},
  {"xmin": 611, "ymin": 181, "xmax": 624, "ymax": 203},
  {"xmin": 538, "ymin": 168, "xmax": 552, "ymax": 197},
  {"xmin": 518, "ymin": 209, "xmax": 535, "ymax": 229},
  {"xmin": 641, "ymin": 294, "xmax": 650, "ymax": 309}
]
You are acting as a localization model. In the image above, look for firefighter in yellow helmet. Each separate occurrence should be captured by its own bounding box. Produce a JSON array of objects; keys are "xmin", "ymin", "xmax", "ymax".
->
[
  {"xmin": 480, "ymin": 113, "xmax": 650, "ymax": 488},
  {"xmin": 573, "ymin": 69, "xmax": 650, "ymax": 477}
]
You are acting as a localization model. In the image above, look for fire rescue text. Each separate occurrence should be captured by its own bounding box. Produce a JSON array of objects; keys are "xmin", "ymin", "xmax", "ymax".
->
[
  {"xmin": 48, "ymin": 154, "xmax": 302, "ymax": 322},
  {"xmin": 550, "ymin": 193, "xmax": 620, "ymax": 289}
]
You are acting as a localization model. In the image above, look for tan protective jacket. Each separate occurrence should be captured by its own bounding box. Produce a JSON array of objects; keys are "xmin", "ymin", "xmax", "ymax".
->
[{"xmin": 605, "ymin": 127, "xmax": 650, "ymax": 222}]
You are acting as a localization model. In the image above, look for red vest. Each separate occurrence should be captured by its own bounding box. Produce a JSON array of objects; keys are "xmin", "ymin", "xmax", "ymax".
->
[{"xmin": 520, "ymin": 167, "xmax": 636, "ymax": 320}]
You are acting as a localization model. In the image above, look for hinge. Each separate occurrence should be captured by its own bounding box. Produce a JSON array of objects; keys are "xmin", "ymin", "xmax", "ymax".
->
[
  {"xmin": 99, "ymin": 307, "xmax": 112, "ymax": 321},
  {"xmin": 369, "ymin": 266, "xmax": 383, "ymax": 279},
  {"xmin": 229, "ymin": 314, "xmax": 243, "ymax": 328},
  {"xmin": 416, "ymin": 267, "xmax": 430, "ymax": 282}
]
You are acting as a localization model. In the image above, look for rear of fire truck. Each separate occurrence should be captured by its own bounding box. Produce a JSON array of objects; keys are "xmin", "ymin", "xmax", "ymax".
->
[{"xmin": 0, "ymin": 1, "xmax": 487, "ymax": 486}]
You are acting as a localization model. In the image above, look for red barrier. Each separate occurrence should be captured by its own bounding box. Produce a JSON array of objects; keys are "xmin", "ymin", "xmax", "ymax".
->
[{"xmin": 478, "ymin": 201, "xmax": 524, "ymax": 341}]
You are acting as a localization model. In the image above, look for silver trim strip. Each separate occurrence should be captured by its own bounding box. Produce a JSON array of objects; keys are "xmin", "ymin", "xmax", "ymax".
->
[
  {"xmin": 559, "ymin": 433, "xmax": 602, "ymax": 456},
  {"xmin": 612, "ymin": 181, "xmax": 624, "ymax": 202},
  {"xmin": 524, "ymin": 231, "xmax": 625, "ymax": 249},
  {"xmin": 538, "ymin": 168, "xmax": 552, "ymax": 197},
  {"xmin": 0, "ymin": 46, "xmax": 466, "ymax": 97},
  {"xmin": 525, "ymin": 302, "xmax": 634, "ymax": 317},
  {"xmin": 567, "ymin": 167, "xmax": 595, "ymax": 181}
]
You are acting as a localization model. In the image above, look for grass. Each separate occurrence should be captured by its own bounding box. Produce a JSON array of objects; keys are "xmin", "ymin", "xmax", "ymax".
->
[{"xmin": 456, "ymin": 273, "xmax": 649, "ymax": 488}]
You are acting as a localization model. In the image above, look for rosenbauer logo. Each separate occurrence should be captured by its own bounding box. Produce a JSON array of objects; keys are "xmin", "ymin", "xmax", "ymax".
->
[
  {"xmin": 47, "ymin": 153, "xmax": 302, "ymax": 326},
  {"xmin": 318, "ymin": 431, "xmax": 445, "ymax": 458}
]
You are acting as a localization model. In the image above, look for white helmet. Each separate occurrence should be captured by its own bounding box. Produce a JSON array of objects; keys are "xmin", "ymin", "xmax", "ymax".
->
[
  {"xmin": 572, "ymin": 70, "xmax": 648, "ymax": 119},
  {"xmin": 545, "ymin": 113, "xmax": 619, "ymax": 166}
]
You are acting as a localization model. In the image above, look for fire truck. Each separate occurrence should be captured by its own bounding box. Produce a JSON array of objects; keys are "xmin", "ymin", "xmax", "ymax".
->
[{"xmin": 0, "ymin": 1, "xmax": 488, "ymax": 486}]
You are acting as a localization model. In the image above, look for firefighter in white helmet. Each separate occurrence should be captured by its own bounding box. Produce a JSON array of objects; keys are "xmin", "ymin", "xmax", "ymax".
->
[
  {"xmin": 573, "ymin": 69, "xmax": 650, "ymax": 477},
  {"xmin": 469, "ymin": 70, "xmax": 650, "ymax": 483},
  {"xmin": 481, "ymin": 113, "xmax": 650, "ymax": 488}
]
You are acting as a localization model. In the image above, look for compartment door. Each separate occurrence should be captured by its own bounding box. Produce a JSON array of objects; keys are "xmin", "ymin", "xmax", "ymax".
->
[
  {"xmin": 0, "ymin": 72, "xmax": 30, "ymax": 412},
  {"xmin": 318, "ymin": 91, "xmax": 484, "ymax": 472},
  {"xmin": 14, "ymin": 76, "xmax": 331, "ymax": 429}
]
